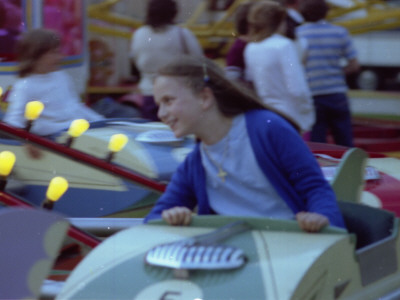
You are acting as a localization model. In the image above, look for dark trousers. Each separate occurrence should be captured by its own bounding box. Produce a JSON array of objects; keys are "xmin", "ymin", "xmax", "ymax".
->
[
  {"xmin": 311, "ymin": 93, "xmax": 354, "ymax": 147},
  {"xmin": 141, "ymin": 95, "xmax": 160, "ymax": 121}
]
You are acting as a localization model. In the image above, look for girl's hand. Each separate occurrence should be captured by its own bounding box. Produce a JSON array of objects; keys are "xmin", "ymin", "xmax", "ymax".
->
[
  {"xmin": 296, "ymin": 212, "xmax": 329, "ymax": 233},
  {"xmin": 161, "ymin": 206, "xmax": 192, "ymax": 226}
]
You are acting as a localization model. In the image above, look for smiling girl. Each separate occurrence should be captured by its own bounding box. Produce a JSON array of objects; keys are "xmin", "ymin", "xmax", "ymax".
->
[{"xmin": 145, "ymin": 55, "xmax": 345, "ymax": 232}]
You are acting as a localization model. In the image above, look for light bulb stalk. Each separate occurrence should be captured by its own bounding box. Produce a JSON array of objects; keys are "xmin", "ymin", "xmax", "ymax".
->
[
  {"xmin": 65, "ymin": 136, "xmax": 74, "ymax": 148},
  {"xmin": 105, "ymin": 151, "xmax": 115, "ymax": 163},
  {"xmin": 42, "ymin": 198, "xmax": 54, "ymax": 210},
  {"xmin": 25, "ymin": 120, "xmax": 33, "ymax": 132},
  {"xmin": 0, "ymin": 177, "xmax": 7, "ymax": 191}
]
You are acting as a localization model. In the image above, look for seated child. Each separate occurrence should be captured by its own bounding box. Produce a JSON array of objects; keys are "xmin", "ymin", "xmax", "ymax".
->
[
  {"xmin": 144, "ymin": 55, "xmax": 345, "ymax": 233},
  {"xmin": 3, "ymin": 29, "xmax": 103, "ymax": 136}
]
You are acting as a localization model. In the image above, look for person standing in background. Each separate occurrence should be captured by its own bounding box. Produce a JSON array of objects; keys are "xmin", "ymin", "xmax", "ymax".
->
[
  {"xmin": 296, "ymin": 0, "xmax": 359, "ymax": 146},
  {"xmin": 130, "ymin": 0, "xmax": 203, "ymax": 121},
  {"xmin": 282, "ymin": 0, "xmax": 308, "ymax": 63},
  {"xmin": 225, "ymin": 2, "xmax": 253, "ymax": 84},
  {"xmin": 283, "ymin": 0, "xmax": 304, "ymax": 40},
  {"xmin": 244, "ymin": 0, "xmax": 315, "ymax": 133}
]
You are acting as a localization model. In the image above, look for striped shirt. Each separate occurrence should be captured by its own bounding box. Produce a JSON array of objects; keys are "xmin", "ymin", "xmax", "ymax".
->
[{"xmin": 296, "ymin": 20, "xmax": 357, "ymax": 96}]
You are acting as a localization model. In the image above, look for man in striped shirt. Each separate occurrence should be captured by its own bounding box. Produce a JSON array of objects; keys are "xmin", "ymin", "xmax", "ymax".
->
[{"xmin": 296, "ymin": 0, "xmax": 359, "ymax": 146}]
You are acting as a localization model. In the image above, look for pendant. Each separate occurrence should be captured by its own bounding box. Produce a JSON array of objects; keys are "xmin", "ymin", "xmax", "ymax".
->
[{"xmin": 217, "ymin": 168, "xmax": 227, "ymax": 182}]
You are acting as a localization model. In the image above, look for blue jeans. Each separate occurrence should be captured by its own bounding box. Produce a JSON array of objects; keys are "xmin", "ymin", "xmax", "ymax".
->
[{"xmin": 311, "ymin": 93, "xmax": 354, "ymax": 147}]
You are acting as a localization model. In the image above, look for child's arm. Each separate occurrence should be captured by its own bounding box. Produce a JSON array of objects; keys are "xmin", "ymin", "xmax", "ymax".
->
[
  {"xmin": 144, "ymin": 151, "xmax": 199, "ymax": 223},
  {"xmin": 3, "ymin": 83, "xmax": 29, "ymax": 128}
]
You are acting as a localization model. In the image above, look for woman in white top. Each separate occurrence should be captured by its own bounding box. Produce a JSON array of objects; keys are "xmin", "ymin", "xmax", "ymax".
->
[
  {"xmin": 244, "ymin": 1, "xmax": 314, "ymax": 133},
  {"xmin": 130, "ymin": 0, "xmax": 203, "ymax": 121},
  {"xmin": 3, "ymin": 29, "xmax": 103, "ymax": 136}
]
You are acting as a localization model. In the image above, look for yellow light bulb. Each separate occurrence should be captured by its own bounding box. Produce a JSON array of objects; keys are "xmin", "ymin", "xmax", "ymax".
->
[
  {"xmin": 68, "ymin": 119, "xmax": 90, "ymax": 138},
  {"xmin": 108, "ymin": 134, "xmax": 128, "ymax": 152},
  {"xmin": 24, "ymin": 101, "xmax": 44, "ymax": 121},
  {"xmin": 0, "ymin": 151, "xmax": 16, "ymax": 176},
  {"xmin": 46, "ymin": 176, "xmax": 68, "ymax": 202},
  {"xmin": 0, "ymin": 86, "xmax": 3, "ymax": 97}
]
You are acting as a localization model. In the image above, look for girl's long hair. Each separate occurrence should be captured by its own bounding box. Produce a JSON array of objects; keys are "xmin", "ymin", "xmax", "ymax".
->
[{"xmin": 157, "ymin": 55, "xmax": 298, "ymax": 129}]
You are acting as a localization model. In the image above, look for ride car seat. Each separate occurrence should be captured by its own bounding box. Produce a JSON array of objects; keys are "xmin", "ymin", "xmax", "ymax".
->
[{"xmin": 338, "ymin": 201, "xmax": 395, "ymax": 249}]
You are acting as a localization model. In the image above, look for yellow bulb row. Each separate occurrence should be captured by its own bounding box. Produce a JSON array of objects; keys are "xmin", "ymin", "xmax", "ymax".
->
[
  {"xmin": 0, "ymin": 150, "xmax": 67, "ymax": 202},
  {"xmin": 0, "ymin": 100, "xmax": 131, "ymax": 205},
  {"xmin": 23, "ymin": 100, "xmax": 129, "ymax": 152}
]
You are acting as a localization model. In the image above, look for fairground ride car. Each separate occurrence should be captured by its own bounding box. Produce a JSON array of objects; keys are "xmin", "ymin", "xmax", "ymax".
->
[
  {"xmin": 0, "ymin": 118, "xmax": 193, "ymax": 218},
  {"xmin": 57, "ymin": 205, "xmax": 400, "ymax": 300},
  {"xmin": 310, "ymin": 142, "xmax": 400, "ymax": 217}
]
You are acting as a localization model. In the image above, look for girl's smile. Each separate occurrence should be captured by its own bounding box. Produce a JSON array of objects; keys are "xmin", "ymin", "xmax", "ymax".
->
[{"xmin": 154, "ymin": 76, "xmax": 204, "ymax": 138}]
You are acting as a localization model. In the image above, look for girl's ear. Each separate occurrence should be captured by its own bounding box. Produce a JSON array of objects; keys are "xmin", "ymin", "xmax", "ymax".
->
[{"xmin": 200, "ymin": 86, "xmax": 215, "ymax": 110}]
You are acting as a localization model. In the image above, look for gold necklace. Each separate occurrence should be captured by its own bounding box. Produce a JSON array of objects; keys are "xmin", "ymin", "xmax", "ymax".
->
[{"xmin": 202, "ymin": 135, "xmax": 229, "ymax": 182}]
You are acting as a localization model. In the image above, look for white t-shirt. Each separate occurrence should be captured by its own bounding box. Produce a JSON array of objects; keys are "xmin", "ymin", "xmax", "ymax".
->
[
  {"xmin": 4, "ymin": 70, "xmax": 103, "ymax": 136},
  {"xmin": 200, "ymin": 114, "xmax": 294, "ymax": 219},
  {"xmin": 130, "ymin": 25, "xmax": 203, "ymax": 96},
  {"xmin": 245, "ymin": 34, "xmax": 315, "ymax": 132}
]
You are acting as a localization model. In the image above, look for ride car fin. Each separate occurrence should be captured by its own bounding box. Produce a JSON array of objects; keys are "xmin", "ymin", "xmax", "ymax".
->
[{"xmin": 144, "ymin": 221, "xmax": 250, "ymax": 271}]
